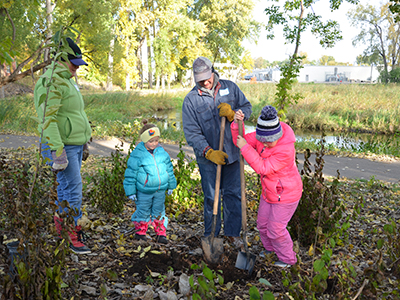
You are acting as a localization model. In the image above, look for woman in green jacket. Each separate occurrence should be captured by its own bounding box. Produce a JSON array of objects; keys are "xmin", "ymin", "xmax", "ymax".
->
[{"xmin": 34, "ymin": 37, "xmax": 91, "ymax": 254}]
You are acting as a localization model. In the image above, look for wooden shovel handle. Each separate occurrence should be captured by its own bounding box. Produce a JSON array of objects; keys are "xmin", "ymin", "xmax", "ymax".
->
[
  {"xmin": 212, "ymin": 117, "xmax": 226, "ymax": 216},
  {"xmin": 238, "ymin": 120, "xmax": 247, "ymax": 232}
]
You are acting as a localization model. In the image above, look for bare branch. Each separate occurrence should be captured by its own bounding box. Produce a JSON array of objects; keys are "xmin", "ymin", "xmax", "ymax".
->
[
  {"xmin": 0, "ymin": 60, "xmax": 51, "ymax": 87},
  {"xmin": 13, "ymin": 37, "xmax": 51, "ymax": 75},
  {"xmin": 4, "ymin": 8, "xmax": 15, "ymax": 48}
]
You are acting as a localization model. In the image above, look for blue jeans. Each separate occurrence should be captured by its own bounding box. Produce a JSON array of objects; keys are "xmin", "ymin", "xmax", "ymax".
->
[
  {"xmin": 40, "ymin": 140, "xmax": 53, "ymax": 166},
  {"xmin": 55, "ymin": 145, "xmax": 84, "ymax": 225},
  {"xmin": 198, "ymin": 160, "xmax": 242, "ymax": 237},
  {"xmin": 131, "ymin": 190, "xmax": 168, "ymax": 228}
]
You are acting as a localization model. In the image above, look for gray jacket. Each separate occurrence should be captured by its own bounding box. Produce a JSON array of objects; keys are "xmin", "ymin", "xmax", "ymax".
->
[{"xmin": 182, "ymin": 78, "xmax": 252, "ymax": 164}]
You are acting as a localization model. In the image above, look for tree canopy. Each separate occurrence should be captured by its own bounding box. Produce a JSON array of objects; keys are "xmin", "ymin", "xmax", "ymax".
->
[
  {"xmin": 262, "ymin": 0, "xmax": 358, "ymax": 117},
  {"xmin": 0, "ymin": 0, "xmax": 259, "ymax": 89}
]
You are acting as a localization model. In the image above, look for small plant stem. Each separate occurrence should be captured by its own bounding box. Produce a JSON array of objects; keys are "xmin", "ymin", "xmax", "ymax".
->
[
  {"xmin": 28, "ymin": 27, "xmax": 65, "ymax": 201},
  {"xmin": 310, "ymin": 186, "xmax": 326, "ymax": 280},
  {"xmin": 351, "ymin": 279, "xmax": 369, "ymax": 300}
]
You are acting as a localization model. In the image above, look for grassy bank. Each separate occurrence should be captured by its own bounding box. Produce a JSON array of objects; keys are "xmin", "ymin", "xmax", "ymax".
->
[
  {"xmin": 0, "ymin": 90, "xmax": 188, "ymax": 138},
  {"xmin": 238, "ymin": 82, "xmax": 400, "ymax": 134},
  {"xmin": 1, "ymin": 83, "xmax": 399, "ymax": 157}
]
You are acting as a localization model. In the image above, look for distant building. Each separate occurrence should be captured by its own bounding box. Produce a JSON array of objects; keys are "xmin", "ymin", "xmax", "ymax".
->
[
  {"xmin": 244, "ymin": 65, "xmax": 380, "ymax": 83},
  {"xmin": 243, "ymin": 67, "xmax": 281, "ymax": 82},
  {"xmin": 298, "ymin": 65, "xmax": 379, "ymax": 83}
]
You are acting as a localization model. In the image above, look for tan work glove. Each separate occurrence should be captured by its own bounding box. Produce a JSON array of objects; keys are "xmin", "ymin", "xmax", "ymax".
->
[
  {"xmin": 205, "ymin": 149, "xmax": 228, "ymax": 165},
  {"xmin": 82, "ymin": 143, "xmax": 89, "ymax": 161},
  {"xmin": 218, "ymin": 103, "xmax": 235, "ymax": 122}
]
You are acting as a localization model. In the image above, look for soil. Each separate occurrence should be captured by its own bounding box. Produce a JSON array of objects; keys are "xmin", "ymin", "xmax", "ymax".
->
[
  {"xmin": 0, "ymin": 79, "xmax": 105, "ymax": 99},
  {"xmin": 0, "ymin": 82, "xmax": 34, "ymax": 98}
]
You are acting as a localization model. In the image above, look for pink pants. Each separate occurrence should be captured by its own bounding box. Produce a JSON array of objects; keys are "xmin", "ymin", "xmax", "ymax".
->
[{"xmin": 257, "ymin": 197, "xmax": 299, "ymax": 265}]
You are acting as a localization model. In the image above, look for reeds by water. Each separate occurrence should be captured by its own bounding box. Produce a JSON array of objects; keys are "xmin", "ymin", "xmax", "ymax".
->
[
  {"xmin": 1, "ymin": 83, "xmax": 399, "ymax": 137},
  {"xmin": 238, "ymin": 82, "xmax": 400, "ymax": 134}
]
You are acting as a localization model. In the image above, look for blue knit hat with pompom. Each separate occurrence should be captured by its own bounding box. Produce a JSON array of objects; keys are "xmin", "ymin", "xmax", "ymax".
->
[{"xmin": 255, "ymin": 105, "xmax": 283, "ymax": 142}]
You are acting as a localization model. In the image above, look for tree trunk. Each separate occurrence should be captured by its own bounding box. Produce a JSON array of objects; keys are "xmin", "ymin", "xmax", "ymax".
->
[
  {"xmin": 136, "ymin": 46, "xmax": 143, "ymax": 90},
  {"xmin": 106, "ymin": 36, "xmax": 114, "ymax": 91},
  {"xmin": 0, "ymin": 64, "xmax": 4, "ymax": 98},
  {"xmin": 125, "ymin": 73, "xmax": 130, "ymax": 91},
  {"xmin": 375, "ymin": 24, "xmax": 389, "ymax": 83},
  {"xmin": 43, "ymin": 0, "xmax": 54, "ymax": 67},
  {"xmin": 156, "ymin": 75, "xmax": 160, "ymax": 90},
  {"xmin": 0, "ymin": 60, "xmax": 51, "ymax": 88},
  {"xmin": 147, "ymin": 43, "xmax": 152, "ymax": 89},
  {"xmin": 161, "ymin": 74, "xmax": 165, "ymax": 90}
]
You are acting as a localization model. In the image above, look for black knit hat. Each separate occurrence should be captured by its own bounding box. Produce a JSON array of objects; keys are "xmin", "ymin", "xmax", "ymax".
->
[{"xmin": 255, "ymin": 105, "xmax": 283, "ymax": 142}]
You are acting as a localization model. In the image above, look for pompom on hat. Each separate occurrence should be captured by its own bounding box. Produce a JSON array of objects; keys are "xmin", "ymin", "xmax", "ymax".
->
[{"xmin": 256, "ymin": 105, "xmax": 283, "ymax": 143}]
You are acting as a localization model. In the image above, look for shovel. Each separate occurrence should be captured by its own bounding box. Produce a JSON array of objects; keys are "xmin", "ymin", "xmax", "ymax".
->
[
  {"xmin": 201, "ymin": 117, "xmax": 226, "ymax": 264},
  {"xmin": 235, "ymin": 119, "xmax": 256, "ymax": 274}
]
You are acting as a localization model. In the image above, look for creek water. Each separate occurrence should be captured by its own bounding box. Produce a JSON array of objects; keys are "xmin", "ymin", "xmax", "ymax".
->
[{"xmin": 150, "ymin": 109, "xmax": 397, "ymax": 151}]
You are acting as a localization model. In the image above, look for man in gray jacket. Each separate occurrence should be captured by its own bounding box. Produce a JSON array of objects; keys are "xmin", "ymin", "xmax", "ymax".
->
[{"xmin": 182, "ymin": 56, "xmax": 252, "ymax": 247}]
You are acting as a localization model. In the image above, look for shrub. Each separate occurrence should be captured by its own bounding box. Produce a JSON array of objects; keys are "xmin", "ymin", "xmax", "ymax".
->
[
  {"xmin": 0, "ymin": 155, "xmax": 69, "ymax": 299},
  {"xmin": 86, "ymin": 119, "xmax": 141, "ymax": 214},
  {"xmin": 87, "ymin": 142, "xmax": 135, "ymax": 214},
  {"xmin": 166, "ymin": 141, "xmax": 203, "ymax": 218},
  {"xmin": 289, "ymin": 137, "xmax": 344, "ymax": 246}
]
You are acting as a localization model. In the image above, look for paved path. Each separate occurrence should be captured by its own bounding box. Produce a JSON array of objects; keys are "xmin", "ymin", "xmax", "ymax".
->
[{"xmin": 1, "ymin": 134, "xmax": 399, "ymax": 184}]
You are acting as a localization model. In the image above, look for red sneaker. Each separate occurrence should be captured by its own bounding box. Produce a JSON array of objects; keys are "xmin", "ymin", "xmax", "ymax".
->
[{"xmin": 68, "ymin": 228, "xmax": 91, "ymax": 254}]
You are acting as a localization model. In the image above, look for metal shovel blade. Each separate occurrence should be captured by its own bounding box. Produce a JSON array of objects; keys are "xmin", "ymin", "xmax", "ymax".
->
[
  {"xmin": 235, "ymin": 250, "xmax": 257, "ymax": 275},
  {"xmin": 201, "ymin": 235, "xmax": 224, "ymax": 264}
]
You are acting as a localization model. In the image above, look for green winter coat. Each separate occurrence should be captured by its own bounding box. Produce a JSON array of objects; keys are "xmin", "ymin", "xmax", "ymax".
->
[{"xmin": 34, "ymin": 63, "xmax": 91, "ymax": 150}]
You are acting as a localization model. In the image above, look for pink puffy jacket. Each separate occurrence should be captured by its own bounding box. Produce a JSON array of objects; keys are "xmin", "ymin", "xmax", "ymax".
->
[{"xmin": 231, "ymin": 121, "xmax": 302, "ymax": 204}]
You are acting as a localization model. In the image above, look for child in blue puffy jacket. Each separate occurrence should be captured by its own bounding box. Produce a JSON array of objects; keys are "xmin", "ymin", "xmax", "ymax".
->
[{"xmin": 123, "ymin": 121, "xmax": 177, "ymax": 244}]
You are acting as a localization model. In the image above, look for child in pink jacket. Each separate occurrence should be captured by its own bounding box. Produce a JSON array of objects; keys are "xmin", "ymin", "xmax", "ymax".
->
[{"xmin": 231, "ymin": 105, "xmax": 302, "ymax": 267}]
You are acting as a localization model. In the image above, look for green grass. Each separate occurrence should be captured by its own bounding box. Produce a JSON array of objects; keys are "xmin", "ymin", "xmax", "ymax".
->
[
  {"xmin": 1, "ymin": 83, "xmax": 400, "ymax": 157},
  {"xmin": 0, "ymin": 90, "xmax": 189, "ymax": 139},
  {"xmin": 238, "ymin": 82, "xmax": 400, "ymax": 134}
]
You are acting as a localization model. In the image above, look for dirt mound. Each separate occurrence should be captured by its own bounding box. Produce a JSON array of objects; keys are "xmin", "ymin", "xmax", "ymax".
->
[
  {"xmin": 1, "ymin": 77, "xmax": 105, "ymax": 99},
  {"xmin": 1, "ymin": 82, "xmax": 34, "ymax": 98}
]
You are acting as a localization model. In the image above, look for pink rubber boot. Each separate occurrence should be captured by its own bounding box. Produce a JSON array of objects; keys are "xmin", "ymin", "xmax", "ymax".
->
[
  {"xmin": 134, "ymin": 221, "xmax": 149, "ymax": 241},
  {"xmin": 152, "ymin": 219, "xmax": 167, "ymax": 244}
]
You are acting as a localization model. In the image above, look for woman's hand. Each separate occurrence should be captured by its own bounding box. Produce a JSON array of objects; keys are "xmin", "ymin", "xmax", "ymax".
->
[
  {"xmin": 234, "ymin": 109, "xmax": 244, "ymax": 124},
  {"xmin": 237, "ymin": 135, "xmax": 247, "ymax": 149}
]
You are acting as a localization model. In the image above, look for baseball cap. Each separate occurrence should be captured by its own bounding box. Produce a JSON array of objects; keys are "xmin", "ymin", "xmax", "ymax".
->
[
  {"xmin": 66, "ymin": 38, "xmax": 88, "ymax": 66},
  {"xmin": 193, "ymin": 56, "xmax": 213, "ymax": 82}
]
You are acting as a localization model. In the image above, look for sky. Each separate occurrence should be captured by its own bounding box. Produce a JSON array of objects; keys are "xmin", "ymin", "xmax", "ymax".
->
[{"xmin": 243, "ymin": 0, "xmax": 377, "ymax": 65}]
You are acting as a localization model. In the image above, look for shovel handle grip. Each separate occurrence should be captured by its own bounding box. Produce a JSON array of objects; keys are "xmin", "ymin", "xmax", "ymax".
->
[
  {"xmin": 238, "ymin": 120, "xmax": 247, "ymax": 233},
  {"xmin": 212, "ymin": 117, "xmax": 226, "ymax": 217}
]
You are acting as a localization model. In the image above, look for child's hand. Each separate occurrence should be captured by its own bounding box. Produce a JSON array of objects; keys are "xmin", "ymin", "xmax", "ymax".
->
[
  {"xmin": 167, "ymin": 189, "xmax": 173, "ymax": 195},
  {"xmin": 237, "ymin": 135, "xmax": 247, "ymax": 149},
  {"xmin": 234, "ymin": 109, "xmax": 244, "ymax": 123},
  {"xmin": 128, "ymin": 195, "xmax": 137, "ymax": 201}
]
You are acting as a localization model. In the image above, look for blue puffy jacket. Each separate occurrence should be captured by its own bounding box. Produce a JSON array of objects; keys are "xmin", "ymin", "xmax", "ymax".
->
[{"xmin": 123, "ymin": 142, "xmax": 177, "ymax": 196}]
